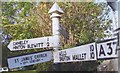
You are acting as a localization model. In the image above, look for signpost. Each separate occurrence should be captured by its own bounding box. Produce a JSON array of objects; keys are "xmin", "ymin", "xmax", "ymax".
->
[
  {"xmin": 7, "ymin": 51, "xmax": 53, "ymax": 69},
  {"xmin": 7, "ymin": 36, "xmax": 58, "ymax": 51},
  {"xmin": 48, "ymin": 2, "xmax": 64, "ymax": 71},
  {"xmin": 54, "ymin": 43, "xmax": 97, "ymax": 63},
  {"xmin": 6, "ymin": 2, "xmax": 119, "ymax": 71},
  {"xmin": 97, "ymin": 39, "xmax": 118, "ymax": 59}
]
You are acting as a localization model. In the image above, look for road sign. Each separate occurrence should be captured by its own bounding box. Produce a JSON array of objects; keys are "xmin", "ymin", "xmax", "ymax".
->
[
  {"xmin": 54, "ymin": 43, "xmax": 97, "ymax": 63},
  {"xmin": 97, "ymin": 38, "xmax": 118, "ymax": 59},
  {"xmin": 7, "ymin": 51, "xmax": 53, "ymax": 69},
  {"xmin": 59, "ymin": 24, "xmax": 69, "ymax": 40},
  {"xmin": 8, "ymin": 36, "xmax": 58, "ymax": 51}
]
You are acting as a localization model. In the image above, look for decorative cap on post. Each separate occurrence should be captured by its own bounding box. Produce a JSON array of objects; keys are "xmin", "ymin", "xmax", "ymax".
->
[{"xmin": 48, "ymin": 2, "xmax": 64, "ymax": 14}]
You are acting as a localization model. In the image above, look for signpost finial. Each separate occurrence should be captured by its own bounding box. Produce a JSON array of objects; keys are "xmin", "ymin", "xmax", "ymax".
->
[{"xmin": 48, "ymin": 2, "xmax": 64, "ymax": 14}]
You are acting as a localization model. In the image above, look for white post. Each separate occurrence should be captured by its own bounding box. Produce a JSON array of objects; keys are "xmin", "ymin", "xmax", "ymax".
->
[
  {"xmin": 48, "ymin": 3, "xmax": 64, "ymax": 51},
  {"xmin": 0, "ymin": 39, "xmax": 2, "ymax": 68},
  {"xmin": 51, "ymin": 13, "xmax": 61, "ymax": 51},
  {"xmin": 48, "ymin": 3, "xmax": 64, "ymax": 71},
  {"xmin": 118, "ymin": 1, "xmax": 120, "ymax": 73}
]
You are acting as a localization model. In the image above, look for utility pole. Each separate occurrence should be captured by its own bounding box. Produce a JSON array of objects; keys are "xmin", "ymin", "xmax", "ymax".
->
[{"xmin": 48, "ymin": 3, "xmax": 64, "ymax": 71}]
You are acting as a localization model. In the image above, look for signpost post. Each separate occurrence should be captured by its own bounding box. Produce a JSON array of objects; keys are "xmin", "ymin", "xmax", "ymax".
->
[
  {"xmin": 117, "ymin": 1, "xmax": 120, "ymax": 72},
  {"xmin": 48, "ymin": 2, "xmax": 64, "ymax": 71},
  {"xmin": 0, "ymin": 27, "xmax": 2, "ymax": 67},
  {"xmin": 0, "ymin": 41, "xmax": 2, "ymax": 68}
]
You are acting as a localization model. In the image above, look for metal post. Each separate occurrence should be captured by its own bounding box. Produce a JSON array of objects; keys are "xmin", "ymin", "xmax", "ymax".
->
[
  {"xmin": 0, "ymin": 37, "xmax": 2, "ymax": 68},
  {"xmin": 118, "ymin": 1, "xmax": 120, "ymax": 73},
  {"xmin": 48, "ymin": 3, "xmax": 64, "ymax": 71}
]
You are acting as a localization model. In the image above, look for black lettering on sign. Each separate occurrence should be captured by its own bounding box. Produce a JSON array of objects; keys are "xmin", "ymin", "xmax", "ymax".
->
[
  {"xmin": 27, "ymin": 43, "xmax": 43, "ymax": 48},
  {"xmin": 113, "ymin": 41, "xmax": 117, "ymax": 55},
  {"xmin": 59, "ymin": 51, "xmax": 70, "ymax": 61},
  {"xmin": 23, "ymin": 61, "xmax": 29, "ymax": 65},
  {"xmin": 99, "ymin": 45, "xmax": 106, "ymax": 56},
  {"xmin": 107, "ymin": 42, "xmax": 113, "ymax": 55},
  {"xmin": 30, "ymin": 59, "xmax": 41, "ymax": 63},
  {"xmin": 47, "ymin": 38, "xmax": 50, "ymax": 47},
  {"xmin": 90, "ymin": 45, "xmax": 95, "ymax": 59},
  {"xmin": 72, "ymin": 53, "xmax": 86, "ymax": 60},
  {"xmin": 13, "ymin": 45, "xmax": 25, "ymax": 49},
  {"xmin": 21, "ymin": 56, "xmax": 32, "ymax": 62},
  {"xmin": 118, "ymin": 33, "xmax": 120, "ymax": 46},
  {"xmin": 14, "ymin": 58, "xmax": 19, "ymax": 63},
  {"xmin": 34, "ymin": 53, "xmax": 47, "ymax": 59},
  {"xmin": 38, "ymin": 43, "xmax": 43, "ymax": 47},
  {"xmin": 13, "ymin": 40, "xmax": 28, "ymax": 45}
]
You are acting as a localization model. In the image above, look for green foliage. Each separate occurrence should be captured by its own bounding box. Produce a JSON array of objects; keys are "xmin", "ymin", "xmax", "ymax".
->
[
  {"xmin": 4, "ymin": 24, "xmax": 33, "ymax": 40},
  {"xmin": 2, "ymin": 2, "xmax": 112, "ymax": 71},
  {"xmin": 2, "ymin": 2, "xmax": 33, "ymax": 25},
  {"xmin": 59, "ymin": 2, "xmax": 111, "ymax": 46}
]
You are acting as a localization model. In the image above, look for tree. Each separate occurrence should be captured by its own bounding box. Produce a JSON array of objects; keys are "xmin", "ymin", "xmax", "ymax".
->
[
  {"xmin": 30, "ymin": 2, "xmax": 112, "ymax": 71},
  {"xmin": 2, "ymin": 2, "xmax": 112, "ymax": 71}
]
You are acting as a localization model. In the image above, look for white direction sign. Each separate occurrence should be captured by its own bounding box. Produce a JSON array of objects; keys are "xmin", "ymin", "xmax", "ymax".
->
[
  {"xmin": 7, "ymin": 51, "xmax": 53, "ymax": 69},
  {"xmin": 54, "ymin": 43, "xmax": 97, "ymax": 63},
  {"xmin": 97, "ymin": 39, "xmax": 118, "ymax": 59},
  {"xmin": 8, "ymin": 36, "xmax": 58, "ymax": 51}
]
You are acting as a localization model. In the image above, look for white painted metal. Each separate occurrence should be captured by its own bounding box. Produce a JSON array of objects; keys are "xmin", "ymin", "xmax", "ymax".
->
[
  {"xmin": 7, "ymin": 51, "xmax": 53, "ymax": 69},
  {"xmin": 48, "ymin": 3, "xmax": 64, "ymax": 51},
  {"xmin": 49, "ymin": 3, "xmax": 64, "ymax": 71},
  {"xmin": 118, "ymin": 1, "xmax": 120, "ymax": 73},
  {"xmin": 54, "ymin": 43, "xmax": 97, "ymax": 63},
  {"xmin": 118, "ymin": 1, "xmax": 120, "ymax": 47},
  {"xmin": 8, "ymin": 36, "xmax": 58, "ymax": 51},
  {"xmin": 0, "ymin": 27, "xmax": 3, "ymax": 67},
  {"xmin": 48, "ymin": 2, "xmax": 64, "ymax": 14},
  {"xmin": 97, "ymin": 39, "xmax": 117, "ymax": 59},
  {"xmin": 0, "ymin": 42, "xmax": 2, "ymax": 67}
]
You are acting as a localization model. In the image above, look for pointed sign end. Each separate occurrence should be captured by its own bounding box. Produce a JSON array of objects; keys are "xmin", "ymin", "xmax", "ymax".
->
[
  {"xmin": 48, "ymin": 3, "xmax": 64, "ymax": 14},
  {"xmin": 7, "ymin": 42, "xmax": 15, "ymax": 51}
]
